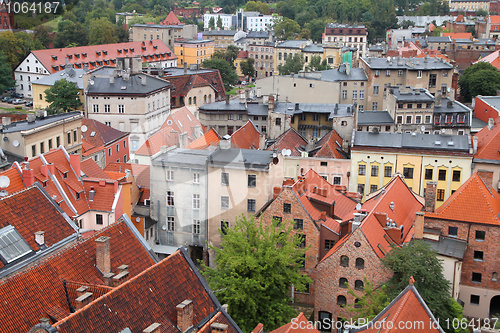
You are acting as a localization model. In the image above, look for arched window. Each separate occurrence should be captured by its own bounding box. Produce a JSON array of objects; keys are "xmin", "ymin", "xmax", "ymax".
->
[
  {"xmin": 354, "ymin": 299, "xmax": 362, "ymax": 308},
  {"xmin": 355, "ymin": 280, "xmax": 364, "ymax": 290},
  {"xmin": 208, "ymin": 94, "xmax": 212, "ymax": 103},
  {"xmin": 493, "ymin": 272, "xmax": 498, "ymax": 281},
  {"xmin": 339, "ymin": 278, "xmax": 348, "ymax": 288},
  {"xmin": 355, "ymin": 258, "xmax": 364, "ymax": 269},
  {"xmin": 340, "ymin": 255, "xmax": 349, "ymax": 267},
  {"xmin": 204, "ymin": 95, "xmax": 207, "ymax": 103},
  {"xmin": 188, "ymin": 97, "xmax": 192, "ymax": 105},
  {"xmin": 337, "ymin": 295, "xmax": 346, "ymax": 307},
  {"xmin": 193, "ymin": 96, "xmax": 197, "ymax": 105}
]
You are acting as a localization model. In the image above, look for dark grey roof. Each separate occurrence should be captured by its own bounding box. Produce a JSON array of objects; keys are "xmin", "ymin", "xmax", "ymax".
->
[
  {"xmin": 427, "ymin": 36, "xmax": 452, "ymax": 43},
  {"xmin": 161, "ymin": 67, "xmax": 218, "ymax": 77},
  {"xmin": 391, "ymin": 87, "xmax": 434, "ymax": 102},
  {"xmin": 361, "ymin": 57, "xmax": 453, "ymax": 70},
  {"xmin": 87, "ymin": 74, "xmax": 170, "ymax": 95},
  {"xmin": 434, "ymin": 98, "xmax": 471, "ymax": 114},
  {"xmin": 302, "ymin": 44, "xmax": 323, "ymax": 53},
  {"xmin": 209, "ymin": 148, "xmax": 273, "ymax": 170},
  {"xmin": 292, "ymin": 66, "xmax": 367, "ymax": 82},
  {"xmin": 455, "ymin": 39, "xmax": 473, "ymax": 44},
  {"xmin": 357, "ymin": 111, "xmax": 394, "ymax": 125},
  {"xmin": 1, "ymin": 112, "xmax": 82, "ymax": 134},
  {"xmin": 424, "ymin": 237, "xmax": 467, "ymax": 259},
  {"xmin": 369, "ymin": 45, "xmax": 384, "ymax": 51},
  {"xmin": 471, "ymin": 116, "xmax": 487, "ymax": 130},
  {"xmin": 203, "ymin": 30, "xmax": 237, "ymax": 36},
  {"xmin": 276, "ymin": 40, "xmax": 310, "ymax": 49},
  {"xmin": 246, "ymin": 31, "xmax": 270, "ymax": 38},
  {"xmin": 407, "ymin": 37, "xmax": 428, "ymax": 48},
  {"xmin": 152, "ymin": 148, "xmax": 210, "ymax": 167},
  {"xmin": 353, "ymin": 131, "xmax": 471, "ymax": 152},
  {"xmin": 32, "ymin": 66, "xmax": 87, "ymax": 89},
  {"xmin": 326, "ymin": 23, "xmax": 366, "ymax": 29},
  {"xmin": 475, "ymin": 39, "xmax": 495, "ymax": 46}
]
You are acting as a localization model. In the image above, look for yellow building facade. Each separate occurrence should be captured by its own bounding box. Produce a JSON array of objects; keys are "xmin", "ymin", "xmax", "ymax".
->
[
  {"xmin": 174, "ymin": 39, "xmax": 215, "ymax": 67},
  {"xmin": 350, "ymin": 132, "xmax": 473, "ymax": 207}
]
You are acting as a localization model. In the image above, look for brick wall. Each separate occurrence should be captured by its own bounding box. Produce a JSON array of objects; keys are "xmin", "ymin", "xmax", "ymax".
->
[
  {"xmin": 314, "ymin": 228, "xmax": 393, "ymax": 322},
  {"xmin": 424, "ymin": 217, "xmax": 500, "ymax": 291},
  {"xmin": 259, "ymin": 186, "xmax": 322, "ymax": 306}
]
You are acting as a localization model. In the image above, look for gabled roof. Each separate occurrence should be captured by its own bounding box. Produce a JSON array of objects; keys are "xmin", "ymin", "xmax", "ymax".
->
[
  {"xmin": 270, "ymin": 313, "xmax": 319, "ymax": 333},
  {"xmin": 83, "ymin": 179, "xmax": 119, "ymax": 212},
  {"xmin": 474, "ymin": 117, "xmax": 500, "ymax": 161},
  {"xmin": 323, "ymin": 176, "xmax": 423, "ymax": 261},
  {"xmin": 53, "ymin": 248, "xmax": 242, "ymax": 333},
  {"xmin": 167, "ymin": 71, "xmax": 225, "ymax": 98},
  {"xmin": 237, "ymin": 50, "xmax": 248, "ymax": 59},
  {"xmin": 0, "ymin": 185, "xmax": 76, "ymax": 271},
  {"xmin": 230, "ymin": 120, "xmax": 261, "ymax": 149},
  {"xmin": 426, "ymin": 172, "xmax": 500, "ymax": 225},
  {"xmin": 104, "ymin": 162, "xmax": 150, "ymax": 203},
  {"xmin": 0, "ymin": 219, "xmax": 157, "ymax": 333},
  {"xmin": 23, "ymin": 40, "xmax": 176, "ymax": 74},
  {"xmin": 81, "ymin": 158, "xmax": 112, "ymax": 179},
  {"xmin": 474, "ymin": 50, "xmax": 500, "ymax": 69},
  {"xmin": 82, "ymin": 119, "xmax": 128, "ymax": 157},
  {"xmin": 0, "ymin": 162, "xmax": 26, "ymax": 194},
  {"xmin": 442, "ymin": 32, "xmax": 472, "ymax": 40},
  {"xmin": 310, "ymin": 129, "xmax": 346, "ymax": 159},
  {"xmin": 135, "ymin": 107, "xmax": 205, "ymax": 156},
  {"xmin": 351, "ymin": 283, "xmax": 444, "ymax": 333},
  {"xmin": 266, "ymin": 127, "xmax": 307, "ymax": 156},
  {"xmin": 161, "ymin": 11, "xmax": 183, "ymax": 25},
  {"xmin": 87, "ymin": 72, "xmax": 171, "ymax": 96},
  {"xmin": 187, "ymin": 128, "xmax": 221, "ymax": 150}
]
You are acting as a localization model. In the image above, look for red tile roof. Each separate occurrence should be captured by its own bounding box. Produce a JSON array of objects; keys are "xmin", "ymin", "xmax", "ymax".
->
[
  {"xmin": 0, "ymin": 162, "xmax": 26, "ymax": 194},
  {"xmin": 231, "ymin": 120, "xmax": 261, "ymax": 149},
  {"xmin": 135, "ymin": 107, "xmax": 205, "ymax": 156},
  {"xmin": 29, "ymin": 40, "xmax": 176, "ymax": 74},
  {"xmin": 165, "ymin": 70, "xmax": 226, "ymax": 98},
  {"xmin": 82, "ymin": 118, "xmax": 129, "ymax": 148},
  {"xmin": 161, "ymin": 11, "xmax": 183, "ymax": 25},
  {"xmin": 355, "ymin": 284, "xmax": 443, "ymax": 333},
  {"xmin": 237, "ymin": 51, "xmax": 248, "ymax": 59},
  {"xmin": 81, "ymin": 158, "xmax": 112, "ymax": 179},
  {"xmin": 83, "ymin": 179, "xmax": 119, "ymax": 212},
  {"xmin": 0, "ymin": 220, "xmax": 156, "ymax": 333},
  {"xmin": 322, "ymin": 176, "xmax": 423, "ymax": 261},
  {"xmin": 474, "ymin": 50, "xmax": 500, "ymax": 69},
  {"xmin": 187, "ymin": 128, "xmax": 221, "ymax": 150},
  {"xmin": 442, "ymin": 32, "xmax": 472, "ymax": 40},
  {"xmin": 53, "ymin": 249, "xmax": 241, "ymax": 333},
  {"xmin": 270, "ymin": 313, "xmax": 319, "ymax": 333},
  {"xmin": 474, "ymin": 117, "xmax": 500, "ymax": 161},
  {"xmin": 104, "ymin": 162, "xmax": 150, "ymax": 189},
  {"xmin": 490, "ymin": 15, "xmax": 500, "ymax": 24},
  {"xmin": 310, "ymin": 130, "xmax": 346, "ymax": 159},
  {"xmin": 266, "ymin": 127, "xmax": 307, "ymax": 156},
  {"xmin": 425, "ymin": 172, "xmax": 500, "ymax": 225}
]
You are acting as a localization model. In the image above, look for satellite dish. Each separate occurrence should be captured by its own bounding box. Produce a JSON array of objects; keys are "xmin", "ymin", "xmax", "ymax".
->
[
  {"xmin": 135, "ymin": 217, "xmax": 141, "ymax": 222},
  {"xmin": 421, "ymin": 125, "xmax": 425, "ymax": 132},
  {"xmin": 81, "ymin": 125, "xmax": 88, "ymax": 133},
  {"xmin": 12, "ymin": 140, "xmax": 19, "ymax": 147},
  {"xmin": 0, "ymin": 175, "xmax": 10, "ymax": 189},
  {"xmin": 355, "ymin": 203, "xmax": 362, "ymax": 211},
  {"xmin": 89, "ymin": 79, "xmax": 94, "ymax": 85},
  {"xmin": 282, "ymin": 149, "xmax": 291, "ymax": 156}
]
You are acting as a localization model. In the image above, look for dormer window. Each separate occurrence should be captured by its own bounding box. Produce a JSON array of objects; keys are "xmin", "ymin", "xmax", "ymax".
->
[
  {"xmin": 42, "ymin": 180, "xmax": 48, "ymax": 188},
  {"xmin": 63, "ymin": 172, "xmax": 68, "ymax": 179}
]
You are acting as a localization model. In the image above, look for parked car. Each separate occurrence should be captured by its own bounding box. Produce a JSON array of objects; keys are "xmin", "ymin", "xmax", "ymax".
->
[
  {"xmin": 10, "ymin": 92, "xmax": 23, "ymax": 98},
  {"xmin": 2, "ymin": 96, "xmax": 11, "ymax": 102},
  {"xmin": 11, "ymin": 99, "xmax": 26, "ymax": 104},
  {"xmin": 25, "ymin": 101, "xmax": 33, "ymax": 107},
  {"xmin": 6, "ymin": 98, "xmax": 14, "ymax": 103}
]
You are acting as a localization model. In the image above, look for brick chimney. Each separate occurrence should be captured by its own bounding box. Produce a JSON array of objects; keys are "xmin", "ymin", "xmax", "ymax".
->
[
  {"xmin": 211, "ymin": 323, "xmax": 229, "ymax": 333},
  {"xmin": 75, "ymin": 292, "xmax": 93, "ymax": 310},
  {"xmin": 22, "ymin": 165, "xmax": 35, "ymax": 187},
  {"xmin": 76, "ymin": 286, "xmax": 88, "ymax": 298},
  {"xmin": 143, "ymin": 323, "xmax": 162, "ymax": 333},
  {"xmin": 320, "ymin": 211, "xmax": 327, "ymax": 221},
  {"xmin": 176, "ymin": 299, "xmax": 193, "ymax": 332},
  {"xmin": 47, "ymin": 163, "xmax": 55, "ymax": 174},
  {"xmin": 424, "ymin": 181, "xmax": 437, "ymax": 213},
  {"xmin": 268, "ymin": 95, "xmax": 275, "ymax": 111},
  {"xmin": 40, "ymin": 164, "xmax": 48, "ymax": 177},
  {"xmin": 477, "ymin": 170, "xmax": 493, "ymax": 190},
  {"xmin": 414, "ymin": 211, "xmax": 425, "ymax": 239},
  {"xmin": 95, "ymin": 236, "xmax": 111, "ymax": 274},
  {"xmin": 70, "ymin": 154, "xmax": 81, "ymax": 178},
  {"xmin": 35, "ymin": 231, "xmax": 45, "ymax": 246}
]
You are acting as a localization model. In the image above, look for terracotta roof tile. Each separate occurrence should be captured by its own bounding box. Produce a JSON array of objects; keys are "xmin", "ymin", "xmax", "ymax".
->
[
  {"xmin": 54, "ymin": 249, "xmax": 241, "ymax": 333},
  {"xmin": 161, "ymin": 11, "xmax": 183, "ymax": 25},
  {"xmin": 0, "ymin": 162, "xmax": 26, "ymax": 194},
  {"xmin": 442, "ymin": 32, "xmax": 472, "ymax": 40},
  {"xmin": 30, "ymin": 40, "xmax": 176, "ymax": 74},
  {"xmin": 84, "ymin": 179, "xmax": 118, "ymax": 212},
  {"xmin": 266, "ymin": 128, "xmax": 307, "ymax": 156},
  {"xmin": 82, "ymin": 118, "xmax": 128, "ymax": 148},
  {"xmin": 231, "ymin": 120, "xmax": 261, "ymax": 149},
  {"xmin": 0, "ymin": 220, "xmax": 155, "ymax": 332},
  {"xmin": 271, "ymin": 313, "xmax": 319, "ymax": 333},
  {"xmin": 490, "ymin": 15, "xmax": 500, "ymax": 24},
  {"xmin": 187, "ymin": 128, "xmax": 221, "ymax": 150},
  {"xmin": 166, "ymin": 71, "xmax": 226, "ymax": 98},
  {"xmin": 474, "ymin": 117, "xmax": 500, "ymax": 161},
  {"xmin": 81, "ymin": 158, "xmax": 112, "ymax": 179},
  {"xmin": 310, "ymin": 130, "xmax": 346, "ymax": 159},
  {"xmin": 425, "ymin": 172, "xmax": 500, "ymax": 224},
  {"xmin": 104, "ymin": 163, "xmax": 150, "ymax": 189},
  {"xmin": 475, "ymin": 50, "xmax": 500, "ymax": 69}
]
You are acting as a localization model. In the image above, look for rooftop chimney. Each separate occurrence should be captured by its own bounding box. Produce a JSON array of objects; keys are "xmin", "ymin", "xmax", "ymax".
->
[
  {"xmin": 109, "ymin": 74, "xmax": 114, "ymax": 84},
  {"xmin": 40, "ymin": 164, "xmax": 48, "ymax": 177},
  {"xmin": 211, "ymin": 323, "xmax": 229, "ymax": 333},
  {"xmin": 141, "ymin": 75, "xmax": 147, "ymax": 86},
  {"xmin": 352, "ymin": 213, "xmax": 363, "ymax": 231},
  {"xmin": 144, "ymin": 323, "xmax": 162, "ymax": 333},
  {"xmin": 220, "ymin": 135, "xmax": 231, "ymax": 150},
  {"xmin": 473, "ymin": 136, "xmax": 478, "ymax": 154},
  {"xmin": 176, "ymin": 300, "xmax": 193, "ymax": 332},
  {"xmin": 75, "ymin": 292, "xmax": 93, "ymax": 310},
  {"xmin": 488, "ymin": 118, "xmax": 495, "ymax": 130},
  {"xmin": 35, "ymin": 231, "xmax": 45, "ymax": 247},
  {"xmin": 435, "ymin": 90, "xmax": 442, "ymax": 107},
  {"xmin": 184, "ymin": 62, "xmax": 188, "ymax": 74},
  {"xmin": 76, "ymin": 286, "xmax": 88, "ymax": 298},
  {"xmin": 22, "ymin": 165, "xmax": 35, "ymax": 187},
  {"xmin": 112, "ymin": 268, "xmax": 130, "ymax": 287},
  {"xmin": 27, "ymin": 113, "xmax": 36, "ymax": 123},
  {"xmin": 95, "ymin": 236, "xmax": 111, "ymax": 274},
  {"xmin": 225, "ymin": 95, "xmax": 230, "ymax": 105},
  {"xmin": 70, "ymin": 154, "xmax": 81, "ymax": 178},
  {"xmin": 424, "ymin": 181, "xmax": 437, "ymax": 213},
  {"xmin": 414, "ymin": 211, "xmax": 424, "ymax": 239},
  {"xmin": 89, "ymin": 186, "xmax": 96, "ymax": 201},
  {"xmin": 268, "ymin": 95, "xmax": 275, "ymax": 111},
  {"xmin": 2, "ymin": 117, "xmax": 11, "ymax": 127},
  {"xmin": 239, "ymin": 90, "xmax": 245, "ymax": 103}
]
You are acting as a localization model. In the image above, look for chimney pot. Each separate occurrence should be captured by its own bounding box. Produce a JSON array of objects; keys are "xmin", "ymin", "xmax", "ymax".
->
[
  {"xmin": 35, "ymin": 231, "xmax": 45, "ymax": 246},
  {"xmin": 103, "ymin": 272, "xmax": 115, "ymax": 286},
  {"xmin": 95, "ymin": 236, "xmax": 111, "ymax": 274},
  {"xmin": 75, "ymin": 292, "xmax": 93, "ymax": 310},
  {"xmin": 176, "ymin": 299, "xmax": 194, "ymax": 332},
  {"xmin": 22, "ymin": 168, "xmax": 35, "ymax": 187},
  {"xmin": 76, "ymin": 286, "xmax": 88, "ymax": 298},
  {"xmin": 211, "ymin": 323, "xmax": 229, "ymax": 333}
]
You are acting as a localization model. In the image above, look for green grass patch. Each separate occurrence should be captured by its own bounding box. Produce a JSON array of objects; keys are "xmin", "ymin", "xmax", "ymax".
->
[{"xmin": 43, "ymin": 16, "xmax": 62, "ymax": 32}]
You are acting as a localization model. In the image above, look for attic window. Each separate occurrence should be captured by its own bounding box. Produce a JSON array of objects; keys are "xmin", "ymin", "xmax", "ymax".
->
[
  {"xmin": 121, "ymin": 86, "xmax": 127, "ymax": 90},
  {"xmin": 51, "ymin": 55, "xmax": 57, "ymax": 60},
  {"xmin": 103, "ymin": 50, "xmax": 108, "ymax": 55},
  {"xmin": 0, "ymin": 225, "xmax": 33, "ymax": 264},
  {"xmin": 63, "ymin": 171, "xmax": 68, "ymax": 179},
  {"xmin": 118, "ymin": 49, "xmax": 122, "ymax": 53},
  {"xmin": 82, "ymin": 53, "xmax": 87, "ymax": 57},
  {"xmin": 130, "ymin": 48, "xmax": 134, "ymax": 52},
  {"xmin": 96, "ymin": 51, "xmax": 101, "ymax": 56}
]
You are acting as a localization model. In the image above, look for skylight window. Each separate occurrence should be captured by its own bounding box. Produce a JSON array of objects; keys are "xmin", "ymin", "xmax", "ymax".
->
[
  {"xmin": 90, "ymin": 131, "xmax": 96, "ymax": 137},
  {"xmin": 0, "ymin": 225, "xmax": 32, "ymax": 264}
]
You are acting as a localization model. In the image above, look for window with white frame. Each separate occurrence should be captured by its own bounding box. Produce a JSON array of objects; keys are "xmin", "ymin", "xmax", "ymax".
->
[
  {"xmin": 193, "ymin": 172, "xmax": 200, "ymax": 184},
  {"xmin": 118, "ymin": 105, "xmax": 125, "ymax": 113},
  {"xmin": 221, "ymin": 196, "xmax": 229, "ymax": 210},
  {"xmin": 359, "ymin": 90, "xmax": 364, "ymax": 99},
  {"xmin": 417, "ymin": 70, "xmax": 422, "ymax": 78},
  {"xmin": 93, "ymin": 104, "xmax": 99, "ymax": 113},
  {"xmin": 193, "ymin": 194, "xmax": 200, "ymax": 209},
  {"xmin": 166, "ymin": 170, "xmax": 174, "ymax": 181},
  {"xmin": 193, "ymin": 219, "xmax": 201, "ymax": 234},
  {"xmin": 167, "ymin": 216, "xmax": 175, "ymax": 231}
]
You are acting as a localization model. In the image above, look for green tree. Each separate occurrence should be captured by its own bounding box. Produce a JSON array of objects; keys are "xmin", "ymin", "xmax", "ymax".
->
[
  {"xmin": 0, "ymin": 52, "xmax": 15, "ymax": 92},
  {"xmin": 114, "ymin": 23, "xmax": 130, "ymax": 42},
  {"xmin": 54, "ymin": 20, "xmax": 89, "ymax": 48},
  {"xmin": 213, "ymin": 44, "xmax": 241, "ymax": 68},
  {"xmin": 216, "ymin": 16, "xmax": 223, "ymax": 29},
  {"xmin": 33, "ymin": 25, "xmax": 51, "ymax": 49},
  {"xmin": 209, "ymin": 16, "xmax": 215, "ymax": 29},
  {"xmin": 0, "ymin": 31, "xmax": 43, "ymax": 70},
  {"xmin": 44, "ymin": 79, "xmax": 83, "ymax": 114},
  {"xmin": 344, "ymin": 278, "xmax": 390, "ymax": 322},
  {"xmin": 274, "ymin": 17, "xmax": 301, "ymax": 40},
  {"xmin": 202, "ymin": 58, "xmax": 237, "ymax": 91},
  {"xmin": 383, "ymin": 240, "xmax": 468, "ymax": 333},
  {"xmin": 89, "ymin": 17, "xmax": 118, "ymax": 45},
  {"xmin": 308, "ymin": 55, "xmax": 329, "ymax": 70},
  {"xmin": 459, "ymin": 62, "xmax": 500, "ymax": 102},
  {"xmin": 240, "ymin": 58, "xmax": 255, "ymax": 81},
  {"xmin": 278, "ymin": 53, "xmax": 305, "ymax": 75},
  {"xmin": 476, "ymin": 8, "xmax": 488, "ymax": 16},
  {"xmin": 201, "ymin": 215, "xmax": 311, "ymax": 332}
]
